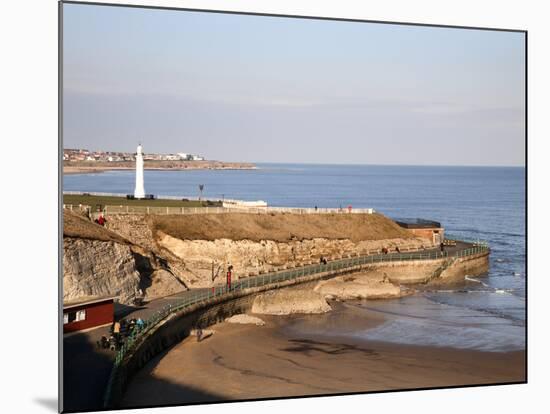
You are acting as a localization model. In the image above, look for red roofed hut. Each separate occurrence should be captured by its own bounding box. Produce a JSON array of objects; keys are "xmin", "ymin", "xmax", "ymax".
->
[{"xmin": 63, "ymin": 296, "xmax": 116, "ymax": 334}]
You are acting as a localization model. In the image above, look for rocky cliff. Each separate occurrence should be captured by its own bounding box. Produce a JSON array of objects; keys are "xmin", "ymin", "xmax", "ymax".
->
[
  {"xmin": 252, "ymin": 289, "xmax": 332, "ymax": 315},
  {"xmin": 156, "ymin": 232, "xmax": 430, "ymax": 288},
  {"xmin": 102, "ymin": 213, "xmax": 432, "ymax": 288},
  {"xmin": 314, "ymin": 273, "xmax": 404, "ymax": 300},
  {"xmin": 63, "ymin": 211, "xmax": 186, "ymax": 305},
  {"xmin": 64, "ymin": 210, "xmax": 436, "ymax": 303},
  {"xmin": 63, "ymin": 237, "xmax": 142, "ymax": 304}
]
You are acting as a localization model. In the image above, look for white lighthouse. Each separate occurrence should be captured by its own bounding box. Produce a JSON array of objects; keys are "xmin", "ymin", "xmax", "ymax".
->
[{"xmin": 134, "ymin": 143, "xmax": 146, "ymax": 199}]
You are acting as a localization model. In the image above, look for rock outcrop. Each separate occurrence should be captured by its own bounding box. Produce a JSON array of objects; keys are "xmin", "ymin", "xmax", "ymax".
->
[
  {"xmin": 63, "ymin": 210, "xmax": 451, "ymax": 306},
  {"xmin": 156, "ymin": 231, "xmax": 429, "ymax": 288},
  {"xmin": 85, "ymin": 213, "xmax": 433, "ymax": 289},
  {"xmin": 314, "ymin": 273, "xmax": 404, "ymax": 300},
  {"xmin": 63, "ymin": 210, "xmax": 187, "ymax": 305},
  {"xmin": 225, "ymin": 314, "xmax": 266, "ymax": 326},
  {"xmin": 106, "ymin": 215, "xmax": 156, "ymax": 251},
  {"xmin": 63, "ymin": 237, "xmax": 142, "ymax": 304},
  {"xmin": 141, "ymin": 269, "xmax": 187, "ymax": 302},
  {"xmin": 63, "ymin": 237, "xmax": 187, "ymax": 305},
  {"xmin": 251, "ymin": 289, "xmax": 332, "ymax": 315}
]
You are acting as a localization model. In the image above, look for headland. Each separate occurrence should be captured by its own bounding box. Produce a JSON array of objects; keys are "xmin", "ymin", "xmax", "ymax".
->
[{"xmin": 63, "ymin": 160, "xmax": 257, "ymax": 174}]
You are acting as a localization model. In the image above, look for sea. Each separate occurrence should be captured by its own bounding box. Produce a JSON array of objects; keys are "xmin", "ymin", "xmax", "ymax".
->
[{"xmin": 64, "ymin": 164, "xmax": 526, "ymax": 352}]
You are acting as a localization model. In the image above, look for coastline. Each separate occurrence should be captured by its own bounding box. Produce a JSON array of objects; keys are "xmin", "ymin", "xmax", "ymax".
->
[
  {"xmin": 120, "ymin": 301, "xmax": 525, "ymax": 407},
  {"xmin": 63, "ymin": 161, "xmax": 258, "ymax": 175}
]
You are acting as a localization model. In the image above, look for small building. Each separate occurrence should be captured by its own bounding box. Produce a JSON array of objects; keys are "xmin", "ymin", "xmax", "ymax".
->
[
  {"xmin": 223, "ymin": 199, "xmax": 268, "ymax": 208},
  {"xmin": 394, "ymin": 218, "xmax": 445, "ymax": 245},
  {"xmin": 63, "ymin": 296, "xmax": 116, "ymax": 334}
]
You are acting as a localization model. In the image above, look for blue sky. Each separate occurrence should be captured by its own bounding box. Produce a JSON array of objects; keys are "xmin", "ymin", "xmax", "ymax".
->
[{"xmin": 63, "ymin": 3, "xmax": 525, "ymax": 166}]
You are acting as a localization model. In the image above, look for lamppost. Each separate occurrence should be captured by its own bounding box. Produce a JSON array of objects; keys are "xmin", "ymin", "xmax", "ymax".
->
[{"xmin": 199, "ymin": 184, "xmax": 204, "ymax": 203}]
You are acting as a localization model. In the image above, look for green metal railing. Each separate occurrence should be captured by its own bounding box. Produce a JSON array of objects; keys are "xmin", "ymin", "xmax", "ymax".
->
[{"xmin": 103, "ymin": 241, "xmax": 489, "ymax": 407}]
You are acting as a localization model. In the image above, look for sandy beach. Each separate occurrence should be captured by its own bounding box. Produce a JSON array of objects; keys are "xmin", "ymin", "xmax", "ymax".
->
[{"xmin": 121, "ymin": 301, "xmax": 525, "ymax": 408}]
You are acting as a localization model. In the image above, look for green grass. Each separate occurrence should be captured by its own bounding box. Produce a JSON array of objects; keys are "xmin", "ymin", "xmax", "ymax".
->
[{"xmin": 63, "ymin": 194, "xmax": 221, "ymax": 211}]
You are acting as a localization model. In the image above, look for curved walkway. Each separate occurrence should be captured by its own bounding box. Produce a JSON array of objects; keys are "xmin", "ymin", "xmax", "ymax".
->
[
  {"xmin": 103, "ymin": 240, "xmax": 488, "ymax": 408},
  {"xmin": 62, "ymin": 240, "xmax": 488, "ymax": 411}
]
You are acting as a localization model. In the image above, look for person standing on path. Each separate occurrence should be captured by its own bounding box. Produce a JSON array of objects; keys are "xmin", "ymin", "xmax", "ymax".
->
[{"xmin": 227, "ymin": 265, "xmax": 233, "ymax": 290}]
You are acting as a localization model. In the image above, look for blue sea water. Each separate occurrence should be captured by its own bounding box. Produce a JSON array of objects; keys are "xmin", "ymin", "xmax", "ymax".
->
[{"xmin": 64, "ymin": 164, "xmax": 526, "ymax": 352}]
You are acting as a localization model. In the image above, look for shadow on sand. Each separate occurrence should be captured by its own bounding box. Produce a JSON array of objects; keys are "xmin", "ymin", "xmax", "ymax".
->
[
  {"xmin": 64, "ymin": 331, "xmax": 225, "ymax": 412},
  {"xmin": 63, "ymin": 329, "xmax": 114, "ymax": 412},
  {"xmin": 280, "ymin": 338, "xmax": 379, "ymax": 357},
  {"xmin": 119, "ymin": 342, "xmax": 226, "ymax": 409}
]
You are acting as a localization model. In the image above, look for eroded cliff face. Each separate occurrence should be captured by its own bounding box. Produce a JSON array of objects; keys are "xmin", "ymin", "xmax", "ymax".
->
[
  {"xmin": 63, "ymin": 209, "xmax": 189, "ymax": 305},
  {"xmin": 65, "ymin": 212, "xmax": 439, "ymax": 301},
  {"xmin": 64, "ymin": 237, "xmax": 142, "ymax": 304},
  {"xmin": 105, "ymin": 215, "xmax": 156, "ymax": 251},
  {"xmin": 63, "ymin": 237, "xmax": 188, "ymax": 305},
  {"xmin": 155, "ymin": 231, "xmax": 431, "ymax": 288}
]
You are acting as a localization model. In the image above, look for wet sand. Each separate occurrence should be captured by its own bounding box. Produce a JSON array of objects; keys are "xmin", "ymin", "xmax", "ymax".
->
[{"xmin": 121, "ymin": 303, "xmax": 525, "ymax": 408}]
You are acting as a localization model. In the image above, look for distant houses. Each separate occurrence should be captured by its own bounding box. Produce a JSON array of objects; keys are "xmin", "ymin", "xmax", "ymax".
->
[{"xmin": 63, "ymin": 148, "xmax": 206, "ymax": 162}]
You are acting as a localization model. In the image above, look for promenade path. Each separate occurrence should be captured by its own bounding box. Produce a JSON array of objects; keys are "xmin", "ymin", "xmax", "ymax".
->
[
  {"xmin": 116, "ymin": 242, "xmax": 470, "ymax": 321},
  {"xmin": 62, "ymin": 241, "xmax": 475, "ymax": 412},
  {"xmin": 106, "ymin": 241, "xmax": 470, "ymax": 327}
]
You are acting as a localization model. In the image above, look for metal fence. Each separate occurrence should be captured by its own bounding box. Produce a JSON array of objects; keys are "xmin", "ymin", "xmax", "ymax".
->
[
  {"xmin": 64, "ymin": 190, "xmax": 243, "ymax": 203},
  {"xmin": 64, "ymin": 204, "xmax": 375, "ymax": 216},
  {"xmin": 64, "ymin": 191, "xmax": 371, "ymax": 211},
  {"xmin": 102, "ymin": 241, "xmax": 489, "ymax": 407},
  {"xmin": 104, "ymin": 205, "xmax": 225, "ymax": 215},
  {"xmin": 62, "ymin": 204, "xmax": 90, "ymax": 213},
  {"xmin": 64, "ymin": 191, "xmax": 129, "ymax": 197}
]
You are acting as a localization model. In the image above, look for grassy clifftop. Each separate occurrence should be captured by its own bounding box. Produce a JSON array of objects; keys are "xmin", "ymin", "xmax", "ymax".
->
[
  {"xmin": 152, "ymin": 212, "xmax": 413, "ymax": 243},
  {"xmin": 63, "ymin": 209, "xmax": 129, "ymax": 244},
  {"xmin": 63, "ymin": 194, "xmax": 220, "ymax": 211}
]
